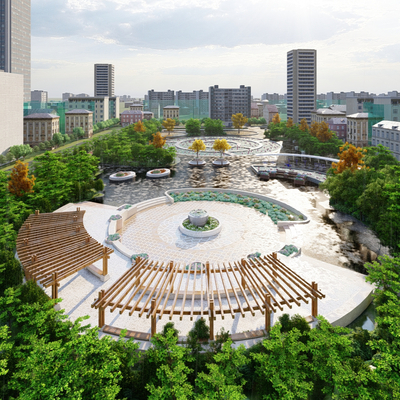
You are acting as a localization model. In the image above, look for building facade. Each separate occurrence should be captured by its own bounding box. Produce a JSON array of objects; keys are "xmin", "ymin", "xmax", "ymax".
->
[
  {"xmin": 120, "ymin": 110, "xmax": 144, "ymax": 127},
  {"xmin": 208, "ymin": 85, "xmax": 251, "ymax": 125},
  {"xmin": 65, "ymin": 109, "xmax": 93, "ymax": 138},
  {"xmin": 94, "ymin": 64, "xmax": 114, "ymax": 97},
  {"xmin": 327, "ymin": 117, "xmax": 347, "ymax": 142},
  {"xmin": 67, "ymin": 96, "xmax": 109, "ymax": 124},
  {"xmin": 311, "ymin": 106, "xmax": 346, "ymax": 123},
  {"xmin": 31, "ymin": 90, "xmax": 48, "ymax": 103},
  {"xmin": 23, "ymin": 113, "xmax": 59, "ymax": 146},
  {"xmin": 0, "ymin": 0, "xmax": 31, "ymax": 102},
  {"xmin": 163, "ymin": 105, "xmax": 179, "ymax": 119},
  {"xmin": 0, "ymin": 71, "xmax": 23, "ymax": 154},
  {"xmin": 347, "ymin": 113, "xmax": 369, "ymax": 147},
  {"xmin": 130, "ymin": 103, "xmax": 144, "ymax": 111},
  {"xmin": 287, "ymin": 49, "xmax": 316, "ymax": 124},
  {"xmin": 143, "ymin": 111, "xmax": 154, "ymax": 120},
  {"xmin": 372, "ymin": 121, "xmax": 400, "ymax": 162},
  {"xmin": 108, "ymin": 96, "xmax": 120, "ymax": 119}
]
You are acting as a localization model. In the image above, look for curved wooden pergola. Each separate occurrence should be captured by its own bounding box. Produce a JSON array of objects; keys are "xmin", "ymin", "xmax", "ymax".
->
[
  {"xmin": 92, "ymin": 253, "xmax": 325, "ymax": 339},
  {"xmin": 16, "ymin": 208, "xmax": 114, "ymax": 299}
]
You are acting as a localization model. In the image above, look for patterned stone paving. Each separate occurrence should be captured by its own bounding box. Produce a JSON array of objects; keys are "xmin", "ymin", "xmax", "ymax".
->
[{"xmin": 120, "ymin": 201, "xmax": 281, "ymax": 265}]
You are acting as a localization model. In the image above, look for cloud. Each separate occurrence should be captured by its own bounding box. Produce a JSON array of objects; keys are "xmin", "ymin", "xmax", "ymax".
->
[{"xmin": 32, "ymin": 0, "xmax": 356, "ymax": 49}]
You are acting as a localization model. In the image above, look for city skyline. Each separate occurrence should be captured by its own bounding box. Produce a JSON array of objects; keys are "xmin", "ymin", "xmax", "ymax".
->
[{"xmin": 31, "ymin": 0, "xmax": 400, "ymax": 98}]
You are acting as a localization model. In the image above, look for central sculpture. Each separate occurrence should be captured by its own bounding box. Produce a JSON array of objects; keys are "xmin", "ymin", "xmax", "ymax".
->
[{"xmin": 179, "ymin": 209, "xmax": 222, "ymax": 238}]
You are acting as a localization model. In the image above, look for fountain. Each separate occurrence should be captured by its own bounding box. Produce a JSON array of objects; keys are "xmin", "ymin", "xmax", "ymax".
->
[{"xmin": 179, "ymin": 209, "xmax": 222, "ymax": 238}]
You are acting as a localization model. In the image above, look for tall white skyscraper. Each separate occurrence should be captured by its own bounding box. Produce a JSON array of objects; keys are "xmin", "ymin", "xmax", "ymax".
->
[
  {"xmin": 94, "ymin": 64, "xmax": 114, "ymax": 97},
  {"xmin": 287, "ymin": 49, "xmax": 316, "ymax": 124},
  {"xmin": 0, "ymin": 0, "xmax": 31, "ymax": 102}
]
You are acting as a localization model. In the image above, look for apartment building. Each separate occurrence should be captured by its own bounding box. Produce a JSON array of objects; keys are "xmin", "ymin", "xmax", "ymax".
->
[
  {"xmin": 347, "ymin": 113, "xmax": 369, "ymax": 147},
  {"xmin": 31, "ymin": 90, "xmax": 48, "ymax": 103},
  {"xmin": 163, "ymin": 105, "xmax": 179, "ymax": 119},
  {"xmin": 287, "ymin": 49, "xmax": 316, "ymax": 124},
  {"xmin": 24, "ymin": 113, "xmax": 59, "ymax": 146},
  {"xmin": 311, "ymin": 105, "xmax": 346, "ymax": 123},
  {"xmin": 208, "ymin": 85, "xmax": 251, "ymax": 125},
  {"xmin": 327, "ymin": 117, "xmax": 347, "ymax": 142},
  {"xmin": 94, "ymin": 64, "xmax": 114, "ymax": 97},
  {"xmin": 372, "ymin": 121, "xmax": 400, "ymax": 161},
  {"xmin": 120, "ymin": 110, "xmax": 144, "ymax": 127},
  {"xmin": 67, "ymin": 96, "xmax": 109, "ymax": 124},
  {"xmin": 65, "ymin": 109, "xmax": 93, "ymax": 138}
]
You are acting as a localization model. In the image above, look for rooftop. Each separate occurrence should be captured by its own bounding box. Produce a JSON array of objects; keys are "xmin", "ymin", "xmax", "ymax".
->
[
  {"xmin": 65, "ymin": 109, "xmax": 93, "ymax": 114},
  {"xmin": 347, "ymin": 113, "xmax": 369, "ymax": 118},
  {"xmin": 373, "ymin": 120, "xmax": 400, "ymax": 130},
  {"xmin": 327, "ymin": 118, "xmax": 347, "ymax": 124},
  {"xmin": 24, "ymin": 113, "xmax": 59, "ymax": 119}
]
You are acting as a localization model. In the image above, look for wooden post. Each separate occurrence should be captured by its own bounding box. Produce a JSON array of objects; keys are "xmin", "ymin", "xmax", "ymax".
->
[
  {"xmin": 265, "ymin": 294, "xmax": 271, "ymax": 333},
  {"xmin": 76, "ymin": 207, "xmax": 80, "ymax": 212},
  {"xmin": 311, "ymin": 282, "xmax": 318, "ymax": 318},
  {"xmin": 241, "ymin": 259, "xmax": 246, "ymax": 289},
  {"xmin": 98, "ymin": 290, "xmax": 105, "ymax": 328},
  {"xmin": 51, "ymin": 272, "xmax": 58, "ymax": 299},
  {"xmin": 209, "ymin": 298, "xmax": 214, "ymax": 340},
  {"xmin": 102, "ymin": 247, "xmax": 109, "ymax": 276},
  {"xmin": 35, "ymin": 210, "xmax": 40, "ymax": 215},
  {"xmin": 206, "ymin": 261, "xmax": 210, "ymax": 292},
  {"xmin": 151, "ymin": 298, "xmax": 157, "ymax": 337}
]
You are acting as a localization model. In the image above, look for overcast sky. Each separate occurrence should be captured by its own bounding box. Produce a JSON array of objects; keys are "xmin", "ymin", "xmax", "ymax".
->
[{"xmin": 31, "ymin": 0, "xmax": 400, "ymax": 98}]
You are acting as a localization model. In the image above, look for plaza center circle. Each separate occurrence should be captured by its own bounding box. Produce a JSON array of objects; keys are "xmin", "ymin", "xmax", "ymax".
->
[
  {"xmin": 167, "ymin": 136, "xmax": 282, "ymax": 157},
  {"xmin": 119, "ymin": 201, "xmax": 281, "ymax": 265}
]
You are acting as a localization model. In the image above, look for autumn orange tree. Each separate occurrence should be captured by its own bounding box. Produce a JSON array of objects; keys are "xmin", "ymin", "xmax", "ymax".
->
[
  {"xmin": 188, "ymin": 139, "xmax": 206, "ymax": 163},
  {"xmin": 213, "ymin": 139, "xmax": 231, "ymax": 159},
  {"xmin": 317, "ymin": 121, "xmax": 333, "ymax": 143},
  {"xmin": 231, "ymin": 113, "xmax": 248, "ymax": 134},
  {"xmin": 150, "ymin": 132, "xmax": 166, "ymax": 148},
  {"xmin": 8, "ymin": 160, "xmax": 36, "ymax": 197},
  {"xmin": 299, "ymin": 118, "xmax": 309, "ymax": 132},
  {"xmin": 331, "ymin": 142, "xmax": 366, "ymax": 174},
  {"xmin": 286, "ymin": 118, "xmax": 293, "ymax": 128},
  {"xmin": 310, "ymin": 121, "xmax": 319, "ymax": 137},
  {"xmin": 134, "ymin": 120, "xmax": 146, "ymax": 133},
  {"xmin": 162, "ymin": 118, "xmax": 176, "ymax": 135},
  {"xmin": 272, "ymin": 113, "xmax": 281, "ymax": 124}
]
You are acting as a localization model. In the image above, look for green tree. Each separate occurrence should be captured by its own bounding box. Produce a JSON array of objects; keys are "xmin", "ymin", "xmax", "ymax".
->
[
  {"xmin": 0, "ymin": 251, "xmax": 23, "ymax": 296},
  {"xmin": 0, "ymin": 154, "xmax": 6, "ymax": 164},
  {"xmin": 204, "ymin": 118, "xmax": 224, "ymax": 136},
  {"xmin": 52, "ymin": 132, "xmax": 64, "ymax": 147},
  {"xmin": 9, "ymin": 144, "xmax": 32, "ymax": 160},
  {"xmin": 146, "ymin": 329, "xmax": 194, "ymax": 399},
  {"xmin": 73, "ymin": 126, "xmax": 85, "ymax": 139},
  {"xmin": 186, "ymin": 118, "xmax": 201, "ymax": 135}
]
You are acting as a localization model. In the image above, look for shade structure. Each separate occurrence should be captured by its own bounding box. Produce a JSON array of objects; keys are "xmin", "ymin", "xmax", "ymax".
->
[
  {"xmin": 16, "ymin": 208, "xmax": 113, "ymax": 299},
  {"xmin": 92, "ymin": 253, "xmax": 325, "ymax": 338}
]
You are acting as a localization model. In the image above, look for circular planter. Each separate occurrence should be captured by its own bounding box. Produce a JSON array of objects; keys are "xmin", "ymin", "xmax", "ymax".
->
[
  {"xmin": 146, "ymin": 168, "xmax": 171, "ymax": 178},
  {"xmin": 188, "ymin": 159, "xmax": 206, "ymax": 167},
  {"xmin": 179, "ymin": 218, "xmax": 222, "ymax": 238},
  {"xmin": 212, "ymin": 159, "xmax": 230, "ymax": 167},
  {"xmin": 109, "ymin": 171, "xmax": 136, "ymax": 182},
  {"xmin": 188, "ymin": 209, "xmax": 208, "ymax": 227}
]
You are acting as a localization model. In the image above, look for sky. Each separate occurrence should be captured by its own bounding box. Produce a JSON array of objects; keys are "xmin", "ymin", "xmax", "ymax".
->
[{"xmin": 31, "ymin": 0, "xmax": 400, "ymax": 98}]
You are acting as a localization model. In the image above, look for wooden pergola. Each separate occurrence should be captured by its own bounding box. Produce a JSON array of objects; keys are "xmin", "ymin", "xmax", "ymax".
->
[
  {"xmin": 92, "ymin": 253, "xmax": 325, "ymax": 339},
  {"xmin": 16, "ymin": 208, "xmax": 114, "ymax": 299}
]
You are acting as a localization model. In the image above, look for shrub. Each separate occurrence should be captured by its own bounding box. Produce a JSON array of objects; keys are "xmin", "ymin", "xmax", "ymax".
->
[
  {"xmin": 162, "ymin": 322, "xmax": 179, "ymax": 338},
  {"xmin": 94, "ymin": 178, "xmax": 104, "ymax": 191},
  {"xmin": 0, "ymin": 250, "xmax": 24, "ymax": 296},
  {"xmin": 189, "ymin": 317, "xmax": 210, "ymax": 340},
  {"xmin": 18, "ymin": 279, "xmax": 51, "ymax": 306}
]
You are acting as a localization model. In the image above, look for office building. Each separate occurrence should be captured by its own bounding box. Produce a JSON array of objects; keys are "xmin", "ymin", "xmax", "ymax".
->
[
  {"xmin": 31, "ymin": 90, "xmax": 48, "ymax": 103},
  {"xmin": 0, "ymin": 71, "xmax": 23, "ymax": 154},
  {"xmin": 208, "ymin": 85, "xmax": 251, "ymax": 125},
  {"xmin": 0, "ymin": 0, "xmax": 31, "ymax": 102},
  {"xmin": 67, "ymin": 96, "xmax": 109, "ymax": 124},
  {"xmin": 23, "ymin": 113, "xmax": 59, "ymax": 146},
  {"xmin": 287, "ymin": 49, "xmax": 316, "ymax": 124},
  {"xmin": 94, "ymin": 64, "xmax": 114, "ymax": 97},
  {"xmin": 372, "ymin": 121, "xmax": 400, "ymax": 162}
]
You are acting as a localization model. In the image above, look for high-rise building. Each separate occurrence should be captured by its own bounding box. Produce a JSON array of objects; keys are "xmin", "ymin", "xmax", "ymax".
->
[
  {"xmin": 0, "ymin": 0, "xmax": 31, "ymax": 102},
  {"xmin": 208, "ymin": 85, "xmax": 251, "ymax": 125},
  {"xmin": 31, "ymin": 90, "xmax": 48, "ymax": 103},
  {"xmin": 94, "ymin": 64, "xmax": 114, "ymax": 97},
  {"xmin": 287, "ymin": 49, "xmax": 316, "ymax": 124}
]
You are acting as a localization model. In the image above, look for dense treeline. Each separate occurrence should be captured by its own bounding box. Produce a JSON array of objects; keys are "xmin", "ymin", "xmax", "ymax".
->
[
  {"xmin": 92, "ymin": 119, "xmax": 176, "ymax": 167},
  {"xmin": 0, "ymin": 254, "xmax": 399, "ymax": 398},
  {"xmin": 266, "ymin": 119, "xmax": 343, "ymax": 157},
  {"xmin": 321, "ymin": 144, "xmax": 400, "ymax": 255}
]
